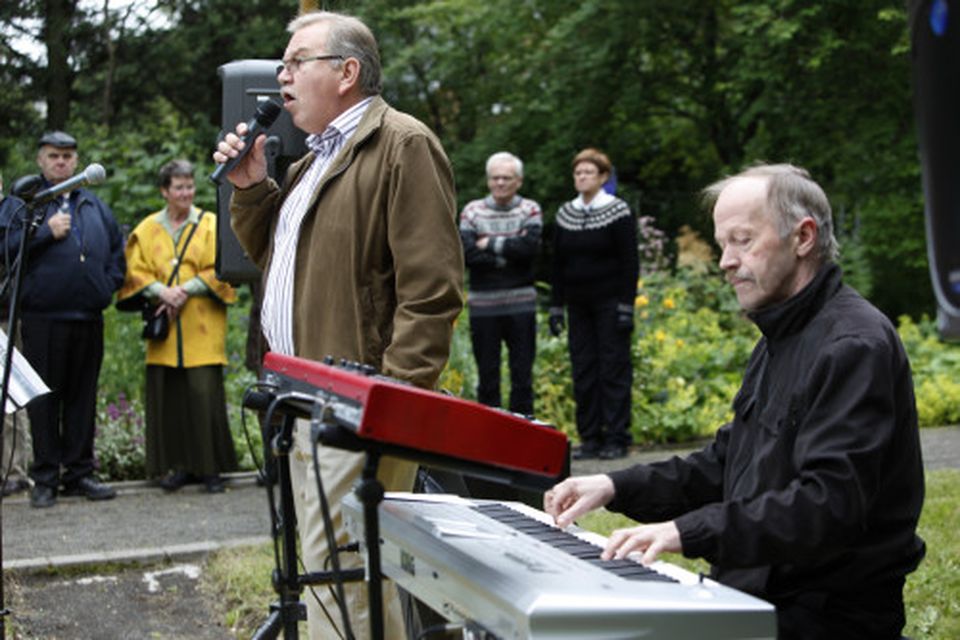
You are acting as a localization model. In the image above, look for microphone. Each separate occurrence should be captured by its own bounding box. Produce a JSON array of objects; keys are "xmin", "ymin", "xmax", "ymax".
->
[
  {"xmin": 26, "ymin": 164, "xmax": 108, "ymax": 206},
  {"xmin": 210, "ymin": 99, "xmax": 283, "ymax": 185},
  {"xmin": 10, "ymin": 175, "xmax": 44, "ymax": 200}
]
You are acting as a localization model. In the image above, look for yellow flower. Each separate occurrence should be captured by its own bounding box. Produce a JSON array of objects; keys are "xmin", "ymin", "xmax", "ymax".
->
[
  {"xmin": 640, "ymin": 311, "xmax": 649, "ymax": 320},
  {"xmin": 637, "ymin": 278, "xmax": 645, "ymax": 290},
  {"xmin": 655, "ymin": 329, "xmax": 667, "ymax": 342},
  {"xmin": 662, "ymin": 297, "xmax": 676, "ymax": 310},
  {"xmin": 675, "ymin": 339, "xmax": 685, "ymax": 348},
  {"xmin": 635, "ymin": 294, "xmax": 649, "ymax": 308}
]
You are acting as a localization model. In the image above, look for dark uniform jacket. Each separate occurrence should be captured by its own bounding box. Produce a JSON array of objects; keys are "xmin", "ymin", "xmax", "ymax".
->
[
  {"xmin": 608, "ymin": 264, "xmax": 925, "ymax": 636},
  {"xmin": 1, "ymin": 186, "xmax": 125, "ymax": 320}
]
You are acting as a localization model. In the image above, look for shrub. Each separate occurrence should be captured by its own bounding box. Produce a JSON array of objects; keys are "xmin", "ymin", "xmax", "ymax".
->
[{"xmin": 94, "ymin": 392, "xmax": 146, "ymax": 481}]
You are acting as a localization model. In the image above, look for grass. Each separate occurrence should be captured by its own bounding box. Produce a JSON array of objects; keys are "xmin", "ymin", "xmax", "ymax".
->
[{"xmin": 206, "ymin": 469, "xmax": 960, "ymax": 639}]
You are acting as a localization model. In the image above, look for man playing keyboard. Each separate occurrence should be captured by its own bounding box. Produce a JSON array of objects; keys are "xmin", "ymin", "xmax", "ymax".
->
[{"xmin": 545, "ymin": 164, "xmax": 925, "ymax": 640}]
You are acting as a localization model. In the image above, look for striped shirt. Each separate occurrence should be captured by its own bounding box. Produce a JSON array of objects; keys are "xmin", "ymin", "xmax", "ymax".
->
[{"xmin": 261, "ymin": 96, "xmax": 373, "ymax": 355}]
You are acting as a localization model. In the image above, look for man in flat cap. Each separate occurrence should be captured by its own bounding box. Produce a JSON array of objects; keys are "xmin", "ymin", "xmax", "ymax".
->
[{"xmin": 7, "ymin": 131, "xmax": 126, "ymax": 508}]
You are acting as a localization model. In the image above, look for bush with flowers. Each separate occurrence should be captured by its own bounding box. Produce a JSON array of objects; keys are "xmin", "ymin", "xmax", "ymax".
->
[{"xmin": 94, "ymin": 392, "xmax": 147, "ymax": 481}]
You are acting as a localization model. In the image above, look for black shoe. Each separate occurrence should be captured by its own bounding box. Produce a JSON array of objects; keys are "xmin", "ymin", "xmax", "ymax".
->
[
  {"xmin": 203, "ymin": 475, "xmax": 225, "ymax": 494},
  {"xmin": 62, "ymin": 477, "xmax": 117, "ymax": 501},
  {"xmin": 572, "ymin": 444, "xmax": 601, "ymax": 460},
  {"xmin": 599, "ymin": 445, "xmax": 629, "ymax": 460},
  {"xmin": 30, "ymin": 485, "xmax": 57, "ymax": 508},
  {"xmin": 159, "ymin": 470, "xmax": 192, "ymax": 492},
  {"xmin": 2, "ymin": 477, "xmax": 30, "ymax": 497}
]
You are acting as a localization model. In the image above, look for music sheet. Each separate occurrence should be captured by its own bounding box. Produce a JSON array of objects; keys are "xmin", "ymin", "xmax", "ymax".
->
[{"xmin": 0, "ymin": 327, "xmax": 50, "ymax": 414}]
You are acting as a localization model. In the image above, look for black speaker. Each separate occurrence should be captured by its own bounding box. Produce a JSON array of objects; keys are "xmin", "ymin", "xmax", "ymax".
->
[
  {"xmin": 911, "ymin": 0, "xmax": 960, "ymax": 338},
  {"xmin": 214, "ymin": 60, "xmax": 307, "ymax": 284}
]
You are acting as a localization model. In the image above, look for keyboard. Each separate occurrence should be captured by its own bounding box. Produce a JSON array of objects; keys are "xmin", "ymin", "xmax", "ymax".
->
[{"xmin": 343, "ymin": 493, "xmax": 776, "ymax": 639}]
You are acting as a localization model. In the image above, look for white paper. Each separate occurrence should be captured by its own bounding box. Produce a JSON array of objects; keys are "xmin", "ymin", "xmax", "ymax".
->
[{"xmin": 0, "ymin": 328, "xmax": 50, "ymax": 414}]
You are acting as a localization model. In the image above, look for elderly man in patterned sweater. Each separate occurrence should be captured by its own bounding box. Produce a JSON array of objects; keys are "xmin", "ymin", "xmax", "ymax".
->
[{"xmin": 459, "ymin": 151, "xmax": 542, "ymax": 417}]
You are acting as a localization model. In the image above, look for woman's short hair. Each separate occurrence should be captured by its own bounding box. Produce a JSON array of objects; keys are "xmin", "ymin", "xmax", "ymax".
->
[
  {"xmin": 158, "ymin": 160, "xmax": 194, "ymax": 189},
  {"xmin": 572, "ymin": 148, "xmax": 612, "ymax": 175}
]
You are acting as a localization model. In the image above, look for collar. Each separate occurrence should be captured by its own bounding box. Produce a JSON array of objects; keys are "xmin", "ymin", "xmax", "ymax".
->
[
  {"xmin": 287, "ymin": 96, "xmax": 389, "ymax": 189},
  {"xmin": 748, "ymin": 262, "xmax": 843, "ymax": 342},
  {"xmin": 573, "ymin": 190, "xmax": 615, "ymax": 211},
  {"xmin": 484, "ymin": 194, "xmax": 522, "ymax": 211},
  {"xmin": 305, "ymin": 96, "xmax": 375, "ymax": 155},
  {"xmin": 159, "ymin": 205, "xmax": 201, "ymax": 228}
]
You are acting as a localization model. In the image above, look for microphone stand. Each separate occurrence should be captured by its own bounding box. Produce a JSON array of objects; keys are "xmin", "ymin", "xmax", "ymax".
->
[{"xmin": 0, "ymin": 195, "xmax": 48, "ymax": 639}]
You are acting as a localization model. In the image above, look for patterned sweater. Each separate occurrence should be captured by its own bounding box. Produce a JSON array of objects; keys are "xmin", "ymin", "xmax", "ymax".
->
[
  {"xmin": 460, "ymin": 195, "xmax": 542, "ymax": 316},
  {"xmin": 551, "ymin": 192, "xmax": 638, "ymax": 306}
]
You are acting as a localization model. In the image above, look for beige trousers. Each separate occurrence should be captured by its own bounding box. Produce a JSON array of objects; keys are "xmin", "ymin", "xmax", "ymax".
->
[
  {"xmin": 290, "ymin": 419, "xmax": 417, "ymax": 640},
  {"xmin": 2, "ymin": 322, "xmax": 32, "ymax": 480},
  {"xmin": 3, "ymin": 410, "xmax": 32, "ymax": 479}
]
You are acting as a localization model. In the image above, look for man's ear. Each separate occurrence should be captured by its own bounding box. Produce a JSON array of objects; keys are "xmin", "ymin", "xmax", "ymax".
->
[
  {"xmin": 338, "ymin": 58, "xmax": 361, "ymax": 95},
  {"xmin": 795, "ymin": 217, "xmax": 818, "ymax": 258}
]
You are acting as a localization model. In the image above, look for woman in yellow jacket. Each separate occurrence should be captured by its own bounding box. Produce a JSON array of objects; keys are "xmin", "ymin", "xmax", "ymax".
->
[{"xmin": 118, "ymin": 160, "xmax": 237, "ymax": 492}]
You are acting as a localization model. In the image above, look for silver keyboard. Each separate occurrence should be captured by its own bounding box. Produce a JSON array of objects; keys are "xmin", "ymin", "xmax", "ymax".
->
[{"xmin": 343, "ymin": 493, "xmax": 775, "ymax": 639}]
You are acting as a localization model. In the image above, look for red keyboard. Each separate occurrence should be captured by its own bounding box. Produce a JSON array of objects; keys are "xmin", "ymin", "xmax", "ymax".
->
[{"xmin": 260, "ymin": 352, "xmax": 569, "ymax": 487}]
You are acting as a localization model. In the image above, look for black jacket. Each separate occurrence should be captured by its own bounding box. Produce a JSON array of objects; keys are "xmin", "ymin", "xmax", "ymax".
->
[
  {"xmin": 0, "ymin": 186, "xmax": 125, "ymax": 320},
  {"xmin": 608, "ymin": 264, "xmax": 925, "ymax": 609}
]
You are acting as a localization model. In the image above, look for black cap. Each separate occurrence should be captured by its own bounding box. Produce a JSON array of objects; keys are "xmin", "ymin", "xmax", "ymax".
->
[{"xmin": 38, "ymin": 131, "xmax": 77, "ymax": 149}]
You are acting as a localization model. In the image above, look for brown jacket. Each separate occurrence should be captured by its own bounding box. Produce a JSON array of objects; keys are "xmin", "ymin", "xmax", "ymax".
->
[{"xmin": 231, "ymin": 97, "xmax": 464, "ymax": 388}]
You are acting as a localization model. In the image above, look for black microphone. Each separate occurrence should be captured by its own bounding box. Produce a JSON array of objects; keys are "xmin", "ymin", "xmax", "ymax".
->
[
  {"xmin": 25, "ymin": 164, "xmax": 108, "ymax": 206},
  {"xmin": 10, "ymin": 175, "xmax": 44, "ymax": 200},
  {"xmin": 210, "ymin": 99, "xmax": 283, "ymax": 185}
]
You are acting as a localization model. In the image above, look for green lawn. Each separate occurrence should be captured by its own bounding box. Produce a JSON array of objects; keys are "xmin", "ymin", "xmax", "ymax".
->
[{"xmin": 207, "ymin": 469, "xmax": 960, "ymax": 639}]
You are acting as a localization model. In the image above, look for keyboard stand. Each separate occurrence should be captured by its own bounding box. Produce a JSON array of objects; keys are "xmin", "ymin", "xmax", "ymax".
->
[{"xmin": 248, "ymin": 407, "xmax": 367, "ymax": 640}]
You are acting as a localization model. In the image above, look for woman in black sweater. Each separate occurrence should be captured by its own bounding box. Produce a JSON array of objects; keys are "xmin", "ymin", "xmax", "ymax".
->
[{"xmin": 549, "ymin": 148, "xmax": 639, "ymax": 460}]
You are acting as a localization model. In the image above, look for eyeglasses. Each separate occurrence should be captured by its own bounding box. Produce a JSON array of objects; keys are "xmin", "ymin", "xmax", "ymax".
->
[{"xmin": 277, "ymin": 54, "xmax": 344, "ymax": 75}]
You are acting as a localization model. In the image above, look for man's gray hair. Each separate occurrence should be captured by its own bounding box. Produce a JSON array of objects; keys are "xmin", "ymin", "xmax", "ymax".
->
[
  {"xmin": 702, "ymin": 163, "xmax": 840, "ymax": 263},
  {"xmin": 288, "ymin": 11, "xmax": 382, "ymax": 96},
  {"xmin": 485, "ymin": 152, "xmax": 524, "ymax": 179}
]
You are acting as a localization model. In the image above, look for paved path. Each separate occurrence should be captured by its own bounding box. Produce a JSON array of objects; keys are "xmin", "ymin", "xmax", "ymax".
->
[{"xmin": 2, "ymin": 425, "xmax": 958, "ymax": 571}]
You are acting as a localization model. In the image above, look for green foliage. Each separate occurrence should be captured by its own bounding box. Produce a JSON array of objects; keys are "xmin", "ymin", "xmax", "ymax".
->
[
  {"xmin": 94, "ymin": 392, "xmax": 146, "ymax": 481},
  {"xmin": 898, "ymin": 316, "xmax": 960, "ymax": 428},
  {"xmin": 631, "ymin": 268, "xmax": 757, "ymax": 443},
  {"xmin": 437, "ymin": 312, "xmax": 478, "ymax": 399}
]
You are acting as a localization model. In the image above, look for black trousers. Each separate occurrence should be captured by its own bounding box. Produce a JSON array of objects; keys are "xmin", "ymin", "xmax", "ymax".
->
[
  {"xmin": 775, "ymin": 579, "xmax": 907, "ymax": 640},
  {"xmin": 469, "ymin": 311, "xmax": 536, "ymax": 415},
  {"xmin": 567, "ymin": 299, "xmax": 632, "ymax": 449},
  {"xmin": 22, "ymin": 317, "xmax": 103, "ymax": 489}
]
